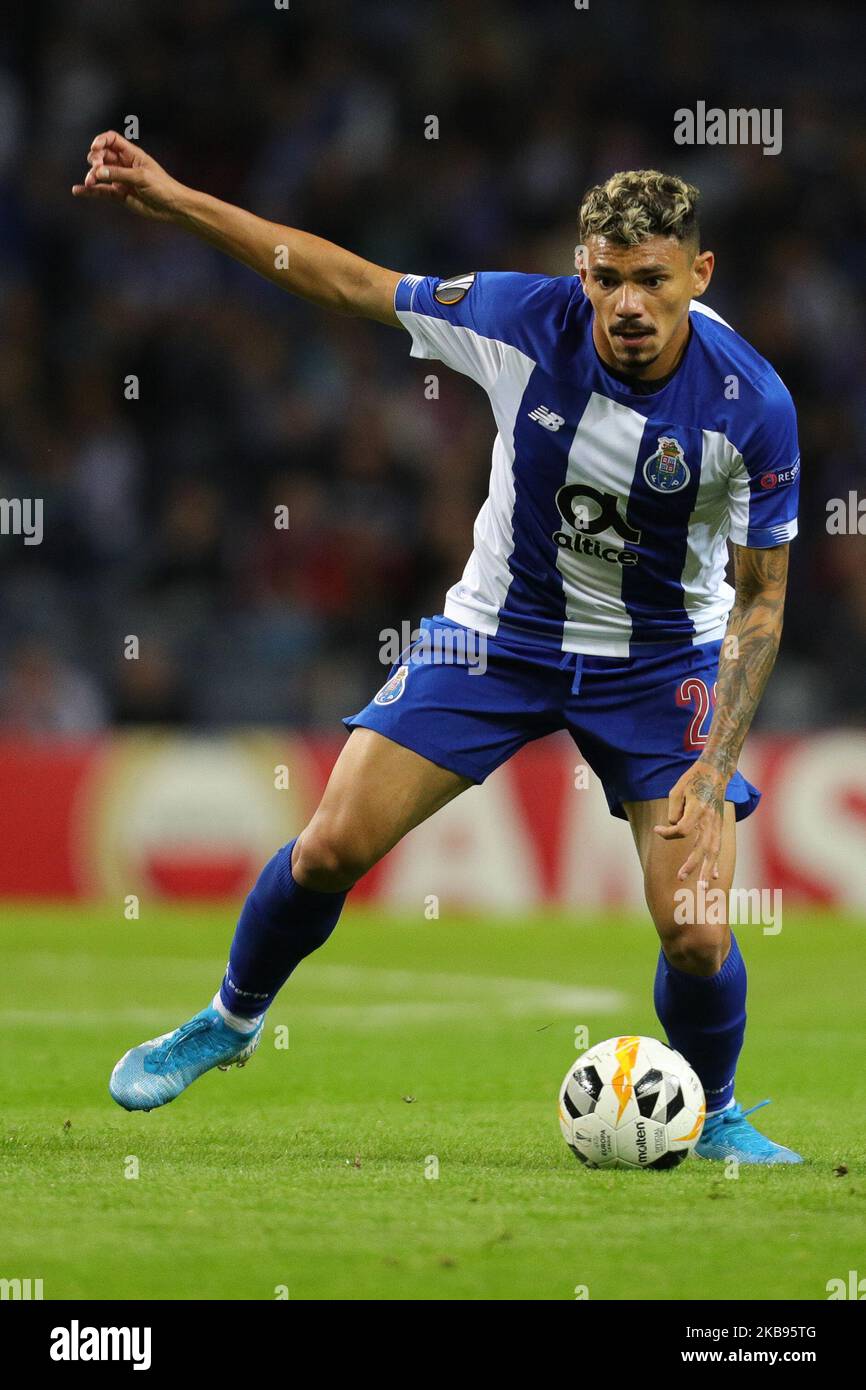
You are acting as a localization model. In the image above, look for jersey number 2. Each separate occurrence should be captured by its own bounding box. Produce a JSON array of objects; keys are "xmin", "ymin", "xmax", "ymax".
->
[{"xmin": 676, "ymin": 677, "xmax": 718, "ymax": 750}]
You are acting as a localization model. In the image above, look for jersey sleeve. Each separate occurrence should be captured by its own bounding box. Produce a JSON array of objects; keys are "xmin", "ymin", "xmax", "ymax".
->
[
  {"xmin": 727, "ymin": 372, "xmax": 800, "ymax": 548},
  {"xmin": 393, "ymin": 270, "xmax": 570, "ymax": 388}
]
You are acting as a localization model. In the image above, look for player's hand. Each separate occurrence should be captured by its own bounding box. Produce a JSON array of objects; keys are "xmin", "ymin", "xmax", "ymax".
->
[
  {"xmin": 653, "ymin": 761, "xmax": 727, "ymax": 887},
  {"xmin": 71, "ymin": 131, "xmax": 185, "ymax": 222}
]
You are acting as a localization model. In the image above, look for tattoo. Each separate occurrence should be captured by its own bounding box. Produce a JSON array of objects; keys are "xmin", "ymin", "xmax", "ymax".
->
[
  {"xmin": 690, "ymin": 765, "xmax": 726, "ymax": 815},
  {"xmin": 702, "ymin": 543, "xmax": 788, "ymax": 780}
]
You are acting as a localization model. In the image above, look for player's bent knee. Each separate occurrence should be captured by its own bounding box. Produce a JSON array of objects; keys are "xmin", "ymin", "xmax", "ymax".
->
[
  {"xmin": 292, "ymin": 821, "xmax": 378, "ymax": 893},
  {"xmin": 655, "ymin": 921, "xmax": 729, "ymax": 977}
]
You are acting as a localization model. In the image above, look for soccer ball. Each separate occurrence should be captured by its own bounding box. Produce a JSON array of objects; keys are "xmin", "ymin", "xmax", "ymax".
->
[{"xmin": 558, "ymin": 1035, "xmax": 705, "ymax": 1170}]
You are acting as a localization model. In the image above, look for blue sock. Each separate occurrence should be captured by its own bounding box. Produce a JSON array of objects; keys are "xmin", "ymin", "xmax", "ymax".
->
[
  {"xmin": 219, "ymin": 838, "xmax": 346, "ymax": 1017},
  {"xmin": 653, "ymin": 933, "xmax": 747, "ymax": 1113}
]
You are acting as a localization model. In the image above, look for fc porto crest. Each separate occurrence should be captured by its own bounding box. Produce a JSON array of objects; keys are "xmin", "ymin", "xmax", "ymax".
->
[
  {"xmin": 374, "ymin": 664, "xmax": 409, "ymax": 706},
  {"xmin": 643, "ymin": 435, "xmax": 690, "ymax": 493}
]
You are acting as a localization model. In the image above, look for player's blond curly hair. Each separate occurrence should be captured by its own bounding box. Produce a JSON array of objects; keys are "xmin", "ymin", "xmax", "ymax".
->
[{"xmin": 578, "ymin": 170, "xmax": 700, "ymax": 248}]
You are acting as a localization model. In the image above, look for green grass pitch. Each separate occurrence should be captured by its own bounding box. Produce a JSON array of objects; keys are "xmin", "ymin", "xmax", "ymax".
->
[{"xmin": 1, "ymin": 902, "xmax": 864, "ymax": 1301}]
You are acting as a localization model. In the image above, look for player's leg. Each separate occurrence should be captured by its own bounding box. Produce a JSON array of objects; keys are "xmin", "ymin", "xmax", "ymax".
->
[
  {"xmin": 624, "ymin": 797, "xmax": 801, "ymax": 1163},
  {"xmin": 217, "ymin": 727, "xmax": 472, "ymax": 1020},
  {"xmin": 110, "ymin": 611, "xmax": 567, "ymax": 1112},
  {"xmin": 569, "ymin": 637, "xmax": 800, "ymax": 1164},
  {"xmin": 625, "ymin": 795, "xmax": 742, "ymax": 1094},
  {"xmin": 109, "ymin": 729, "xmax": 472, "ymax": 1111},
  {"xmin": 292, "ymin": 725, "xmax": 474, "ymax": 891}
]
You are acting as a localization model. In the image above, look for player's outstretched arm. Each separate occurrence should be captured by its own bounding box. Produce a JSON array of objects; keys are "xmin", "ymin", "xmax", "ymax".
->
[
  {"xmin": 655, "ymin": 542, "xmax": 789, "ymax": 884},
  {"xmin": 71, "ymin": 131, "xmax": 402, "ymax": 326}
]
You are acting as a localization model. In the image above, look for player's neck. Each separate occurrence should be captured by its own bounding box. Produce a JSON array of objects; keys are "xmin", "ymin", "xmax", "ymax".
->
[{"xmin": 592, "ymin": 317, "xmax": 691, "ymax": 386}]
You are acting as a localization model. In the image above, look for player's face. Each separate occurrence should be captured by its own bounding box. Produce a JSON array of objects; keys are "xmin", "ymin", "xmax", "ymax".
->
[{"xmin": 580, "ymin": 234, "xmax": 714, "ymax": 379}]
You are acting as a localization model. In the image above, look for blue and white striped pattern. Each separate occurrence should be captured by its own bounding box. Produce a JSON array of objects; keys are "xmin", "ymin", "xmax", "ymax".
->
[{"xmin": 394, "ymin": 272, "xmax": 800, "ymax": 656}]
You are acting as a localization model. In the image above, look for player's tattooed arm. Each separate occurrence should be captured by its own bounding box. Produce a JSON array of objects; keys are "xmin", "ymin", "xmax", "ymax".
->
[
  {"xmin": 654, "ymin": 543, "xmax": 788, "ymax": 885},
  {"xmin": 72, "ymin": 131, "xmax": 403, "ymax": 326},
  {"xmin": 701, "ymin": 542, "xmax": 789, "ymax": 781}
]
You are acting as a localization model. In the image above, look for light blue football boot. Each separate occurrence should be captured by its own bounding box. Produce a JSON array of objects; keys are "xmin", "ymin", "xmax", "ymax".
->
[
  {"xmin": 694, "ymin": 1099, "xmax": 803, "ymax": 1164},
  {"xmin": 109, "ymin": 1005, "xmax": 264, "ymax": 1112}
]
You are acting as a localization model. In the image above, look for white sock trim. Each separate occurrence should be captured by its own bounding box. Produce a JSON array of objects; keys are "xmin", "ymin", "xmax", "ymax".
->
[{"xmin": 212, "ymin": 992, "xmax": 264, "ymax": 1034}]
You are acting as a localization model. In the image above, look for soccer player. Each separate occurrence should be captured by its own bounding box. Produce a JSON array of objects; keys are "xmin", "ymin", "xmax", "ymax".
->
[{"xmin": 74, "ymin": 134, "xmax": 802, "ymax": 1163}]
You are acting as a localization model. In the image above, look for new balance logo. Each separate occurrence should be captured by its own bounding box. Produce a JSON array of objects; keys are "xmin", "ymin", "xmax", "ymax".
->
[{"xmin": 528, "ymin": 405, "xmax": 565, "ymax": 431}]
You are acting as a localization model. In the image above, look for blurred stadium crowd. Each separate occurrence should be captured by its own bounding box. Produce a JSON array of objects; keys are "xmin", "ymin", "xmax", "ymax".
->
[{"xmin": 0, "ymin": 0, "xmax": 863, "ymax": 733}]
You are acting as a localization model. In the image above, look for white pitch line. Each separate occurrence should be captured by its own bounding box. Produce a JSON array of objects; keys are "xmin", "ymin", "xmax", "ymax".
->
[{"xmin": 0, "ymin": 966, "xmax": 626, "ymax": 1029}]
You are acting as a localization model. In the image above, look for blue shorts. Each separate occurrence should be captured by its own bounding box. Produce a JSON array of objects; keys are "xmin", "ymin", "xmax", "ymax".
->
[{"xmin": 344, "ymin": 615, "xmax": 760, "ymax": 820}]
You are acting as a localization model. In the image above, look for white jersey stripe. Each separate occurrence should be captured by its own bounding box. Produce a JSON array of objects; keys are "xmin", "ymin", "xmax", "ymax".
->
[
  {"xmin": 555, "ymin": 394, "xmax": 648, "ymax": 655},
  {"xmin": 443, "ymin": 343, "xmax": 538, "ymax": 634}
]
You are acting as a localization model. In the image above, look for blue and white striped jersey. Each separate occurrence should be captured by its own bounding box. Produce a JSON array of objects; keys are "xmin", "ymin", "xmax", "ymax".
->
[{"xmin": 395, "ymin": 271, "xmax": 800, "ymax": 656}]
